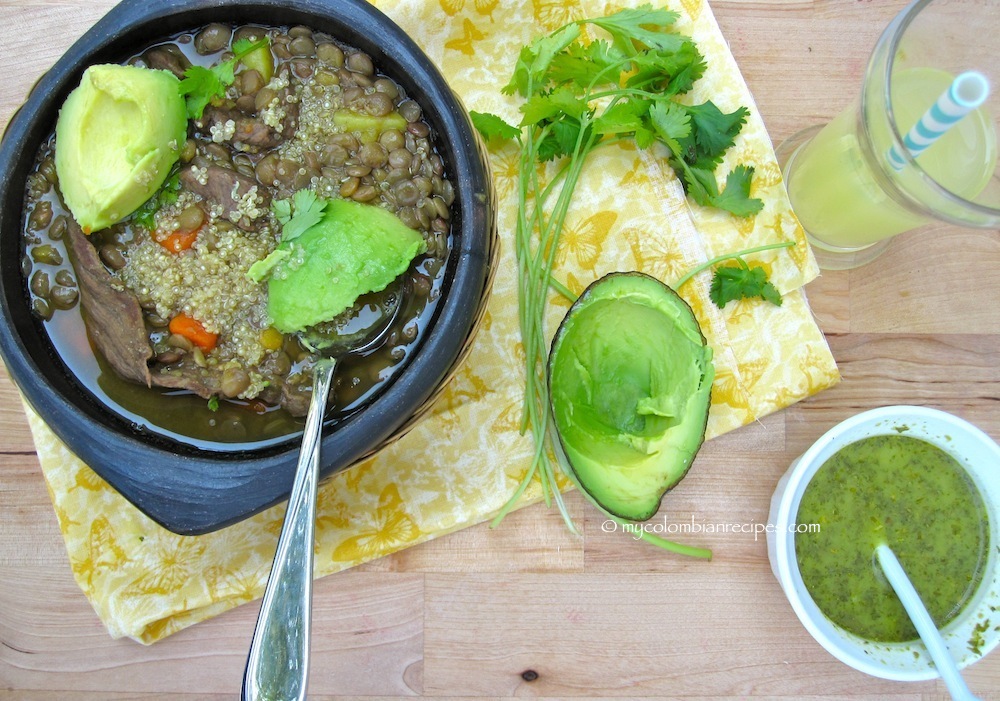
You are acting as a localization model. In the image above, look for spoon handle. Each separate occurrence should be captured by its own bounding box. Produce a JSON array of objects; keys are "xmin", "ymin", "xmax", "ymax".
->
[
  {"xmin": 875, "ymin": 544, "xmax": 980, "ymax": 701},
  {"xmin": 242, "ymin": 357, "xmax": 337, "ymax": 701}
]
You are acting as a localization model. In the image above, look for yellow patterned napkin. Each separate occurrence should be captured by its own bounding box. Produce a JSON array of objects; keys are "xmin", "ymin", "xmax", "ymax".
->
[{"xmin": 22, "ymin": 0, "xmax": 839, "ymax": 643}]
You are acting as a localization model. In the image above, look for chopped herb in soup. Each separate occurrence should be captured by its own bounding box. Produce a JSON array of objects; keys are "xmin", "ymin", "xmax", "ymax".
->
[
  {"xmin": 796, "ymin": 434, "xmax": 989, "ymax": 642},
  {"xmin": 20, "ymin": 23, "xmax": 453, "ymax": 446}
]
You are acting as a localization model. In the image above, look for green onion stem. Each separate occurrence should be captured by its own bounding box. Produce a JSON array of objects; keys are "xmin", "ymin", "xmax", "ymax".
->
[
  {"xmin": 638, "ymin": 530, "xmax": 713, "ymax": 559},
  {"xmin": 548, "ymin": 276, "xmax": 577, "ymax": 302},
  {"xmin": 498, "ymin": 80, "xmax": 600, "ymax": 532},
  {"xmin": 518, "ymin": 123, "xmax": 595, "ymax": 528}
]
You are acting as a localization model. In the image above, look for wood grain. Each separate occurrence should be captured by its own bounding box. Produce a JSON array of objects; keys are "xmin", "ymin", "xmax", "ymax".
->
[
  {"xmin": 422, "ymin": 571, "xmax": 908, "ymax": 698},
  {"xmin": 0, "ymin": 366, "xmax": 38, "ymax": 453},
  {"xmin": 3, "ymin": 0, "xmax": 1000, "ymax": 699}
]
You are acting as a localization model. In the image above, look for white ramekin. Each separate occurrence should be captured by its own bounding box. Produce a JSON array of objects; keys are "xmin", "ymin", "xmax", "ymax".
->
[{"xmin": 767, "ymin": 405, "xmax": 1000, "ymax": 680}]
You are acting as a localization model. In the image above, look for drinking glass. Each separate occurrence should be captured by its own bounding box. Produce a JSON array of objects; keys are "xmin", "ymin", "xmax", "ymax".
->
[{"xmin": 778, "ymin": 0, "xmax": 1000, "ymax": 270}]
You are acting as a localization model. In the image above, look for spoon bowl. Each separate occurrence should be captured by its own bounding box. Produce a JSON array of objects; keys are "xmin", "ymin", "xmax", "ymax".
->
[
  {"xmin": 301, "ymin": 281, "xmax": 406, "ymax": 355},
  {"xmin": 242, "ymin": 280, "xmax": 405, "ymax": 701}
]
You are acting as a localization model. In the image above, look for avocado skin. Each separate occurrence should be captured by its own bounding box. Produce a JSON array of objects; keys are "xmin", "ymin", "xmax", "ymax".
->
[{"xmin": 547, "ymin": 272, "xmax": 714, "ymax": 522}]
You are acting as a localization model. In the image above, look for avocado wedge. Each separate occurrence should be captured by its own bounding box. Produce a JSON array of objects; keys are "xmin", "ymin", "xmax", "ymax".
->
[
  {"xmin": 55, "ymin": 64, "xmax": 187, "ymax": 233},
  {"xmin": 249, "ymin": 197, "xmax": 426, "ymax": 334},
  {"xmin": 547, "ymin": 272, "xmax": 714, "ymax": 521}
]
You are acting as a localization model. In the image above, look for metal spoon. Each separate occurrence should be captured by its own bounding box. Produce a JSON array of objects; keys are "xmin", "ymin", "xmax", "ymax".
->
[{"xmin": 242, "ymin": 280, "xmax": 405, "ymax": 701}]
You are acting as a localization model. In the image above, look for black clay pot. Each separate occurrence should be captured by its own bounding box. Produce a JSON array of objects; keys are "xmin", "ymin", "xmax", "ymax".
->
[{"xmin": 0, "ymin": 0, "xmax": 494, "ymax": 535}]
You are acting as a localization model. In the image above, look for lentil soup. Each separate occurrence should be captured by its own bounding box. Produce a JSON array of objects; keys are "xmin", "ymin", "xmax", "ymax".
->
[{"xmin": 20, "ymin": 22, "xmax": 454, "ymax": 447}]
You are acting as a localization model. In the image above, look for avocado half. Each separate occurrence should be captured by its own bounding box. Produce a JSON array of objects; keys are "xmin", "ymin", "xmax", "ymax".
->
[{"xmin": 547, "ymin": 272, "xmax": 714, "ymax": 521}]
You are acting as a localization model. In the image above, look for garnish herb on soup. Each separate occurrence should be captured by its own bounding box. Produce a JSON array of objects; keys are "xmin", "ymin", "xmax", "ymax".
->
[{"xmin": 20, "ymin": 23, "xmax": 454, "ymax": 445}]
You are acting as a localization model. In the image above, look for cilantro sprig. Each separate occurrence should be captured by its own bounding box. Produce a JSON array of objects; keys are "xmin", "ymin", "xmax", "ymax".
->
[
  {"xmin": 272, "ymin": 189, "xmax": 330, "ymax": 242},
  {"xmin": 474, "ymin": 6, "xmax": 762, "ymax": 216},
  {"xmin": 673, "ymin": 241, "xmax": 794, "ymax": 308},
  {"xmin": 247, "ymin": 190, "xmax": 331, "ymax": 283},
  {"xmin": 179, "ymin": 37, "xmax": 271, "ymax": 120},
  {"xmin": 709, "ymin": 260, "xmax": 782, "ymax": 307},
  {"xmin": 476, "ymin": 5, "xmax": 765, "ymax": 552}
]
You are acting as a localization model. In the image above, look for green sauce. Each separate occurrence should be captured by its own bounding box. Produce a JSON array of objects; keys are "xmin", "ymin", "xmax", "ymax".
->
[{"xmin": 795, "ymin": 434, "xmax": 989, "ymax": 642}]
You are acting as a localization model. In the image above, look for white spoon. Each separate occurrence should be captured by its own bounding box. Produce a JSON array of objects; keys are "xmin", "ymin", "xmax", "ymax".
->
[{"xmin": 875, "ymin": 543, "xmax": 981, "ymax": 701}]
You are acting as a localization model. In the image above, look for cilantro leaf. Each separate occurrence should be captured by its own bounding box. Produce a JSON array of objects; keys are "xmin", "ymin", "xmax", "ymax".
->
[
  {"xmin": 502, "ymin": 45, "xmax": 534, "ymax": 98},
  {"xmin": 547, "ymin": 40, "xmax": 624, "ymax": 88},
  {"xmin": 592, "ymin": 100, "xmax": 647, "ymax": 136},
  {"xmin": 271, "ymin": 197, "xmax": 292, "ymax": 225},
  {"xmin": 554, "ymin": 118, "xmax": 589, "ymax": 156},
  {"xmin": 626, "ymin": 42, "xmax": 704, "ymax": 94},
  {"xmin": 583, "ymin": 5, "xmax": 682, "ymax": 54},
  {"xmin": 536, "ymin": 118, "xmax": 588, "ymax": 162},
  {"xmin": 179, "ymin": 37, "xmax": 270, "ymax": 120},
  {"xmin": 647, "ymin": 99, "xmax": 691, "ymax": 156},
  {"xmin": 709, "ymin": 260, "xmax": 782, "ymax": 308},
  {"xmin": 207, "ymin": 395, "xmax": 220, "ymax": 412},
  {"xmin": 711, "ymin": 165, "xmax": 764, "ymax": 217},
  {"xmin": 679, "ymin": 101, "xmax": 750, "ymax": 166},
  {"xmin": 179, "ymin": 65, "xmax": 229, "ymax": 120},
  {"xmin": 663, "ymin": 51, "xmax": 708, "ymax": 96},
  {"xmin": 675, "ymin": 161, "xmax": 721, "ymax": 208},
  {"xmin": 503, "ymin": 23, "xmax": 580, "ymax": 97},
  {"xmin": 672, "ymin": 160, "xmax": 763, "ymax": 216},
  {"xmin": 274, "ymin": 189, "xmax": 329, "ymax": 242},
  {"xmin": 633, "ymin": 122, "xmax": 657, "ymax": 150},
  {"xmin": 520, "ymin": 86, "xmax": 589, "ymax": 126},
  {"xmin": 470, "ymin": 111, "xmax": 521, "ymax": 142}
]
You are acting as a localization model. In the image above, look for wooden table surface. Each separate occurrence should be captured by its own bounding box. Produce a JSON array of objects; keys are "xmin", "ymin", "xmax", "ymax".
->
[{"xmin": 2, "ymin": 0, "xmax": 999, "ymax": 699}]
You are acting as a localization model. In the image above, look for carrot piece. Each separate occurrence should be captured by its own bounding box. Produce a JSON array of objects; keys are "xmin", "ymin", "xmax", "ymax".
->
[
  {"xmin": 243, "ymin": 398, "xmax": 269, "ymax": 415},
  {"xmin": 157, "ymin": 226, "xmax": 201, "ymax": 253},
  {"xmin": 169, "ymin": 313, "xmax": 218, "ymax": 352}
]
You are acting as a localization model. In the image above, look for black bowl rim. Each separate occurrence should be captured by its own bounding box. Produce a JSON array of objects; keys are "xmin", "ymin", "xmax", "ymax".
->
[{"xmin": 0, "ymin": 0, "xmax": 493, "ymax": 534}]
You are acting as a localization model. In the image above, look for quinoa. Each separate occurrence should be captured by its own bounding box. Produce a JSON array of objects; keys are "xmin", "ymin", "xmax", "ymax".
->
[
  {"xmin": 210, "ymin": 118, "xmax": 237, "ymax": 143},
  {"xmin": 281, "ymin": 82, "xmax": 343, "ymax": 162},
  {"xmin": 118, "ymin": 191, "xmax": 280, "ymax": 398}
]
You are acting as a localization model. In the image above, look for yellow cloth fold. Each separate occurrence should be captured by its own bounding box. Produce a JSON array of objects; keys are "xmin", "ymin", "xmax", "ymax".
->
[{"xmin": 23, "ymin": 0, "xmax": 839, "ymax": 643}]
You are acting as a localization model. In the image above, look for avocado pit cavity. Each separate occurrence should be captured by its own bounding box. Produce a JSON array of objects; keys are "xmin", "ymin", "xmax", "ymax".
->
[{"xmin": 548, "ymin": 272, "xmax": 714, "ymax": 521}]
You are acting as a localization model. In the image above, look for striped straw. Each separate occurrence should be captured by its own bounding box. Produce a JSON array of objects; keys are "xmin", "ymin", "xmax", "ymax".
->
[{"xmin": 887, "ymin": 70, "xmax": 991, "ymax": 171}]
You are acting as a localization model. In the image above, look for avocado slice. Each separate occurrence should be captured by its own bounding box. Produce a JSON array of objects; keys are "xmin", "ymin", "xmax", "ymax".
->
[
  {"xmin": 258, "ymin": 198, "xmax": 426, "ymax": 333},
  {"xmin": 333, "ymin": 110, "xmax": 408, "ymax": 143},
  {"xmin": 548, "ymin": 272, "xmax": 714, "ymax": 521},
  {"xmin": 55, "ymin": 64, "xmax": 187, "ymax": 233}
]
